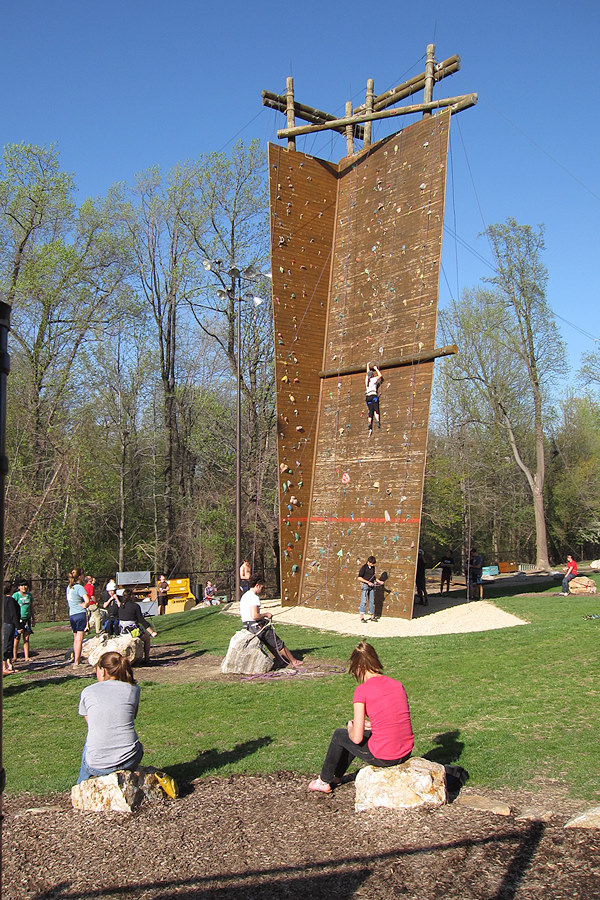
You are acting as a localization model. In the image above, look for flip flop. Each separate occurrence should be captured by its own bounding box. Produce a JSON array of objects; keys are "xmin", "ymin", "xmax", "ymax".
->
[{"xmin": 308, "ymin": 777, "xmax": 332, "ymax": 793}]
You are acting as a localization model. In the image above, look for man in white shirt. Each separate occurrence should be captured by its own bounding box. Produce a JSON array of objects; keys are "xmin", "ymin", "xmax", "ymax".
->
[{"xmin": 240, "ymin": 576, "xmax": 302, "ymax": 668}]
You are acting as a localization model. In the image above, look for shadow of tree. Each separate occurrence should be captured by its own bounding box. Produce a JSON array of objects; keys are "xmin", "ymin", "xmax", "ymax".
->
[{"xmin": 30, "ymin": 825, "xmax": 547, "ymax": 900}]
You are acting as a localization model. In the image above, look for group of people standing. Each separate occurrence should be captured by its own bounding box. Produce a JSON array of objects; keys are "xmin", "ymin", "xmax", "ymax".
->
[
  {"xmin": 67, "ymin": 570, "xmax": 157, "ymax": 667},
  {"xmin": 2, "ymin": 579, "xmax": 34, "ymax": 673}
]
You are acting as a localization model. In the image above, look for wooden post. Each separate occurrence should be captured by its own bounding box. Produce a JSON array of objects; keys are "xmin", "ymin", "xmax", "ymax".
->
[
  {"xmin": 364, "ymin": 78, "xmax": 374, "ymax": 147},
  {"xmin": 423, "ymin": 43, "xmax": 435, "ymax": 117},
  {"xmin": 345, "ymin": 100, "xmax": 354, "ymax": 156},
  {"xmin": 286, "ymin": 76, "xmax": 296, "ymax": 151}
]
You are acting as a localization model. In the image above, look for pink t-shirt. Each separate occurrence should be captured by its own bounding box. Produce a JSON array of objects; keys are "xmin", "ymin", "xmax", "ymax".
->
[{"xmin": 353, "ymin": 675, "xmax": 414, "ymax": 760}]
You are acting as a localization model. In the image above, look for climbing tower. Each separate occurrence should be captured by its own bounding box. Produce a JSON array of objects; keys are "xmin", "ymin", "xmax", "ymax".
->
[{"xmin": 264, "ymin": 46, "xmax": 476, "ymax": 619}]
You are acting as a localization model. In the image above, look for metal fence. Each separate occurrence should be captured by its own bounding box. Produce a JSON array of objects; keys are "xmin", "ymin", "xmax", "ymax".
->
[{"xmin": 13, "ymin": 566, "xmax": 280, "ymax": 623}]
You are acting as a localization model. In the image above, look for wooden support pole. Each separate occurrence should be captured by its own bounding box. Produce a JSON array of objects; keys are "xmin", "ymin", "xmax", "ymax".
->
[
  {"xmin": 262, "ymin": 90, "xmax": 365, "ymax": 139},
  {"xmin": 423, "ymin": 43, "xmax": 436, "ymax": 117},
  {"xmin": 364, "ymin": 78, "xmax": 374, "ymax": 147},
  {"xmin": 369, "ymin": 55, "xmax": 460, "ymax": 112},
  {"xmin": 286, "ymin": 77, "xmax": 296, "ymax": 151},
  {"xmin": 345, "ymin": 101, "xmax": 354, "ymax": 156},
  {"xmin": 276, "ymin": 94, "xmax": 477, "ymax": 139},
  {"xmin": 319, "ymin": 345, "xmax": 458, "ymax": 379}
]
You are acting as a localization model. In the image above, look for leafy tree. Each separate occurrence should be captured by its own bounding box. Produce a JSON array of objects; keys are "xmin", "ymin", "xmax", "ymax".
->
[{"xmin": 439, "ymin": 219, "xmax": 566, "ymax": 570}]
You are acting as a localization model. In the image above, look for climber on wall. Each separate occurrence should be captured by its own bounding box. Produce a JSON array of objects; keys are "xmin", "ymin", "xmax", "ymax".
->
[{"xmin": 365, "ymin": 362, "xmax": 383, "ymax": 436}]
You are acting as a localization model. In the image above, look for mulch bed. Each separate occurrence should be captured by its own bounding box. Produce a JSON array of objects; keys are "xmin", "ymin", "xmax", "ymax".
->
[
  {"xmin": 3, "ymin": 774, "xmax": 600, "ymax": 899},
  {"xmin": 3, "ymin": 644, "xmax": 600, "ymax": 898}
]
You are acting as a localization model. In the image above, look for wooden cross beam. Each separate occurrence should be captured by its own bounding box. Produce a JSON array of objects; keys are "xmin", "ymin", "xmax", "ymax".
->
[
  {"xmin": 262, "ymin": 43, "xmax": 476, "ymax": 152},
  {"xmin": 318, "ymin": 345, "xmax": 458, "ymax": 379}
]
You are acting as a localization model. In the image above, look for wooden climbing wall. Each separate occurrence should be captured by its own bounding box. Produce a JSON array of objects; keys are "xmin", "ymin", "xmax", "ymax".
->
[{"xmin": 270, "ymin": 110, "xmax": 451, "ymax": 619}]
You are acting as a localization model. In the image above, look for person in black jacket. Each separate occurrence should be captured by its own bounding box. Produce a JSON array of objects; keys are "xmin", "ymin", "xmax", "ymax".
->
[
  {"xmin": 3, "ymin": 581, "xmax": 21, "ymax": 673},
  {"xmin": 117, "ymin": 588, "xmax": 157, "ymax": 662}
]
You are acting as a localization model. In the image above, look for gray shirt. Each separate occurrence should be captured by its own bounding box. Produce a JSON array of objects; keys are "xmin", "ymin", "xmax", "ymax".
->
[{"xmin": 79, "ymin": 680, "xmax": 141, "ymax": 770}]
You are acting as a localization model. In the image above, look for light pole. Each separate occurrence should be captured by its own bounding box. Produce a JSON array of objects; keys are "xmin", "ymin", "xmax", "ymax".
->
[{"xmin": 203, "ymin": 260, "xmax": 268, "ymax": 602}]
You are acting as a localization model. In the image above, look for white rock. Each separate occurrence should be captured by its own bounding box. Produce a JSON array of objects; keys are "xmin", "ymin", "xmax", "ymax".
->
[
  {"xmin": 355, "ymin": 757, "xmax": 447, "ymax": 812},
  {"xmin": 71, "ymin": 767, "xmax": 165, "ymax": 813},
  {"xmin": 82, "ymin": 633, "xmax": 144, "ymax": 667},
  {"xmin": 590, "ymin": 560, "xmax": 600, "ymax": 571},
  {"xmin": 568, "ymin": 576, "xmax": 597, "ymax": 595},
  {"xmin": 565, "ymin": 806, "xmax": 600, "ymax": 829},
  {"xmin": 221, "ymin": 629, "xmax": 274, "ymax": 675}
]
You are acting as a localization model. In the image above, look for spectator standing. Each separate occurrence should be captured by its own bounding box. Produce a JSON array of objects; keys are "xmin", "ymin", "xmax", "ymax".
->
[
  {"xmin": 12, "ymin": 579, "xmax": 35, "ymax": 663},
  {"xmin": 67, "ymin": 569, "xmax": 90, "ymax": 668},
  {"xmin": 415, "ymin": 550, "xmax": 428, "ymax": 606},
  {"xmin": 439, "ymin": 552, "xmax": 454, "ymax": 593},
  {"xmin": 240, "ymin": 558, "xmax": 251, "ymax": 595},
  {"xmin": 357, "ymin": 556, "xmax": 383, "ymax": 623},
  {"xmin": 3, "ymin": 582, "xmax": 20, "ymax": 673},
  {"xmin": 156, "ymin": 575, "xmax": 169, "ymax": 615}
]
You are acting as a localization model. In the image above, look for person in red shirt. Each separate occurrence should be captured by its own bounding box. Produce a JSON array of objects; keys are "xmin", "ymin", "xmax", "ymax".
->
[
  {"xmin": 561, "ymin": 555, "xmax": 577, "ymax": 596},
  {"xmin": 309, "ymin": 641, "xmax": 414, "ymax": 793}
]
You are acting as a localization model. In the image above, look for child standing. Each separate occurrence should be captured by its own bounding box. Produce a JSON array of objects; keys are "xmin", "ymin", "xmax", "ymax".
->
[{"xmin": 12, "ymin": 579, "xmax": 35, "ymax": 662}]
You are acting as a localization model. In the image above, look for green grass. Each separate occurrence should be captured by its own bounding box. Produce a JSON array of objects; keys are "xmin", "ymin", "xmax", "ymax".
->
[{"xmin": 3, "ymin": 589, "xmax": 600, "ymax": 801}]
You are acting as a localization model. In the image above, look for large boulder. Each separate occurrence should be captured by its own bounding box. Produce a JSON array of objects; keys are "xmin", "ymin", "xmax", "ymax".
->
[
  {"xmin": 569, "ymin": 576, "xmax": 597, "ymax": 595},
  {"xmin": 355, "ymin": 757, "xmax": 448, "ymax": 812},
  {"xmin": 71, "ymin": 767, "xmax": 165, "ymax": 813},
  {"xmin": 82, "ymin": 633, "xmax": 144, "ymax": 667},
  {"xmin": 221, "ymin": 629, "xmax": 274, "ymax": 675},
  {"xmin": 590, "ymin": 560, "xmax": 600, "ymax": 571}
]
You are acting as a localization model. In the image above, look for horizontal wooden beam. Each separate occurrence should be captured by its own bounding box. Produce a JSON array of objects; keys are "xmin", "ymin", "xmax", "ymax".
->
[
  {"xmin": 364, "ymin": 56, "xmax": 460, "ymax": 113},
  {"xmin": 319, "ymin": 345, "xmax": 458, "ymax": 379},
  {"xmin": 262, "ymin": 90, "xmax": 365, "ymax": 140},
  {"xmin": 276, "ymin": 95, "xmax": 477, "ymax": 139}
]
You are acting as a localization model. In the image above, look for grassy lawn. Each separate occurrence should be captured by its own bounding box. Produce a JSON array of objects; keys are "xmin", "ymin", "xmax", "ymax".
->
[{"xmin": 3, "ymin": 584, "xmax": 600, "ymax": 801}]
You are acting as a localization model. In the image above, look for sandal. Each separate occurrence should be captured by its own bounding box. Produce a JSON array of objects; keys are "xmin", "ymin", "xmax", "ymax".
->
[{"xmin": 308, "ymin": 777, "xmax": 332, "ymax": 793}]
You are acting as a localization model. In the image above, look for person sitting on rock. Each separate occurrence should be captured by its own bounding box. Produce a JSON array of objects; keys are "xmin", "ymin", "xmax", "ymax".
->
[
  {"xmin": 117, "ymin": 588, "xmax": 157, "ymax": 663},
  {"xmin": 308, "ymin": 641, "xmax": 413, "ymax": 793},
  {"xmin": 240, "ymin": 575, "xmax": 302, "ymax": 668},
  {"xmin": 76, "ymin": 650, "xmax": 144, "ymax": 783}
]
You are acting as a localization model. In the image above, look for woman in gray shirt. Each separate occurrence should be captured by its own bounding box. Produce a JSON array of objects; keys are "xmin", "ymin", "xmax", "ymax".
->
[{"xmin": 77, "ymin": 650, "xmax": 143, "ymax": 783}]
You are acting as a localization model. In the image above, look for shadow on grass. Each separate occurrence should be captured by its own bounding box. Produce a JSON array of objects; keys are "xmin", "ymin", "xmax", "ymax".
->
[
  {"xmin": 170, "ymin": 736, "xmax": 274, "ymax": 784},
  {"xmin": 423, "ymin": 729, "xmax": 465, "ymax": 766}
]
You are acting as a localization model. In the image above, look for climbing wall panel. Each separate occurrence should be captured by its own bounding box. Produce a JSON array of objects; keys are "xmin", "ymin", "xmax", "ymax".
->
[
  {"xmin": 269, "ymin": 145, "xmax": 338, "ymax": 604},
  {"xmin": 270, "ymin": 110, "xmax": 451, "ymax": 618}
]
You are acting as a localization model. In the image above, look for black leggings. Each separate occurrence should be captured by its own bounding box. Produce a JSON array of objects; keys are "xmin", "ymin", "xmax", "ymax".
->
[{"xmin": 320, "ymin": 727, "xmax": 410, "ymax": 783}]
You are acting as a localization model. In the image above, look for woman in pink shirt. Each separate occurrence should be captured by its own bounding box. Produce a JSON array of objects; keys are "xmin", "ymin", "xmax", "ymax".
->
[{"xmin": 309, "ymin": 641, "xmax": 414, "ymax": 793}]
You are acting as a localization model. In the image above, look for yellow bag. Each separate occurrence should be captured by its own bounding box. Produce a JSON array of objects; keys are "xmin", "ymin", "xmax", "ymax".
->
[{"xmin": 154, "ymin": 771, "xmax": 179, "ymax": 799}]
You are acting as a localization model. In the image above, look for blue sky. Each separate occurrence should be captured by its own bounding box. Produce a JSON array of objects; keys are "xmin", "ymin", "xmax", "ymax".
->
[{"xmin": 2, "ymin": 0, "xmax": 598, "ymax": 372}]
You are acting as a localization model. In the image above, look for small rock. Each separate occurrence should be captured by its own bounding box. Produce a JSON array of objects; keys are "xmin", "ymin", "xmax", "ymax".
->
[
  {"xmin": 355, "ymin": 757, "xmax": 447, "ymax": 812},
  {"xmin": 15, "ymin": 806, "xmax": 63, "ymax": 817},
  {"xmin": 71, "ymin": 767, "xmax": 165, "ymax": 813},
  {"xmin": 221, "ymin": 629, "xmax": 274, "ymax": 675},
  {"xmin": 515, "ymin": 808, "xmax": 554, "ymax": 822},
  {"xmin": 565, "ymin": 807, "xmax": 600, "ymax": 829},
  {"xmin": 453, "ymin": 793, "xmax": 511, "ymax": 816}
]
